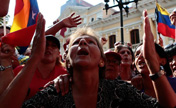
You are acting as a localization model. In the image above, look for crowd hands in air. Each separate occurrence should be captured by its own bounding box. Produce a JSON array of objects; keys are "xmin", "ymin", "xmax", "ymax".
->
[{"xmin": 0, "ymin": 1, "xmax": 176, "ymax": 107}]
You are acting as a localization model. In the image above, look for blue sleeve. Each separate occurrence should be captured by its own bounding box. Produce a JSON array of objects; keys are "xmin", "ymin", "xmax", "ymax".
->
[{"xmin": 167, "ymin": 76, "xmax": 176, "ymax": 93}]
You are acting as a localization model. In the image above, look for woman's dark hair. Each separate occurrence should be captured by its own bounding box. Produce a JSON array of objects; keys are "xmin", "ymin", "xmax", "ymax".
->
[
  {"xmin": 164, "ymin": 42, "xmax": 176, "ymax": 58},
  {"xmin": 134, "ymin": 43, "xmax": 172, "ymax": 76},
  {"xmin": 155, "ymin": 43, "xmax": 172, "ymax": 76},
  {"xmin": 154, "ymin": 43, "xmax": 172, "ymax": 76}
]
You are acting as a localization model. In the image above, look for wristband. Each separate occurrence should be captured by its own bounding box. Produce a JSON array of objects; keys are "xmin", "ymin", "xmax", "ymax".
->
[
  {"xmin": 0, "ymin": 65, "xmax": 12, "ymax": 71},
  {"xmin": 149, "ymin": 66, "xmax": 165, "ymax": 81}
]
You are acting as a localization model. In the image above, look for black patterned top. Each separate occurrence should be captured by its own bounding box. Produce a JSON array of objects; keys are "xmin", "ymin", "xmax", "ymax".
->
[{"xmin": 22, "ymin": 79, "xmax": 160, "ymax": 108}]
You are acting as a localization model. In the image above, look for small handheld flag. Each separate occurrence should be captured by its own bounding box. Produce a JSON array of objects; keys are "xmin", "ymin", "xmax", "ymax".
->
[{"xmin": 155, "ymin": 3, "xmax": 175, "ymax": 39}]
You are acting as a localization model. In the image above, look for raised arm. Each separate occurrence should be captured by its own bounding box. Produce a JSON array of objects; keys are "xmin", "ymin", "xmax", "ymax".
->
[
  {"xmin": 0, "ymin": 43, "xmax": 15, "ymax": 95},
  {"xmin": 45, "ymin": 13, "xmax": 82, "ymax": 36},
  {"xmin": 0, "ymin": 12, "xmax": 46, "ymax": 108},
  {"xmin": 142, "ymin": 10, "xmax": 176, "ymax": 107}
]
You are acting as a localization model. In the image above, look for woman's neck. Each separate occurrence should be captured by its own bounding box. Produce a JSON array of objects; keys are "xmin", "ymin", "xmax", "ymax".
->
[
  {"xmin": 120, "ymin": 65, "xmax": 132, "ymax": 80},
  {"xmin": 72, "ymin": 68, "xmax": 99, "ymax": 108},
  {"xmin": 72, "ymin": 68, "xmax": 99, "ymax": 93}
]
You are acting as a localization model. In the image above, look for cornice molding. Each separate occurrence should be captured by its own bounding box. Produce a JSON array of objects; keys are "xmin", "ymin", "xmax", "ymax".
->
[
  {"xmin": 88, "ymin": 8, "xmax": 141, "ymax": 28},
  {"xmin": 57, "ymin": 0, "xmax": 176, "ymax": 38}
]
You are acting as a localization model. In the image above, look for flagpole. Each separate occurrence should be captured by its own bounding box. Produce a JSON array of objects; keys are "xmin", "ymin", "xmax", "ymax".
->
[
  {"xmin": 173, "ymin": 9, "xmax": 176, "ymax": 42},
  {"xmin": 175, "ymin": 23, "xmax": 176, "ymax": 42},
  {"xmin": 155, "ymin": 0, "xmax": 159, "ymax": 41},
  {"xmin": 3, "ymin": 16, "xmax": 6, "ymax": 36}
]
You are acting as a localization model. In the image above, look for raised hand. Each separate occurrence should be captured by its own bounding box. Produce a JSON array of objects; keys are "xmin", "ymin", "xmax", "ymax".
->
[
  {"xmin": 142, "ymin": 10, "xmax": 159, "ymax": 73},
  {"xmin": 157, "ymin": 36, "xmax": 163, "ymax": 47},
  {"xmin": 101, "ymin": 37, "xmax": 107, "ymax": 45},
  {"xmin": 61, "ymin": 13, "xmax": 82, "ymax": 28},
  {"xmin": 114, "ymin": 41, "xmax": 122, "ymax": 47},
  {"xmin": 45, "ymin": 13, "xmax": 81, "ymax": 36},
  {"xmin": 30, "ymin": 13, "xmax": 46, "ymax": 61},
  {"xmin": 170, "ymin": 9, "xmax": 176, "ymax": 25}
]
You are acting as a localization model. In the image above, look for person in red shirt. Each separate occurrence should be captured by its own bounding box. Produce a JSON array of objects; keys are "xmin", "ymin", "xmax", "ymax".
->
[{"xmin": 14, "ymin": 35, "xmax": 67, "ymax": 99}]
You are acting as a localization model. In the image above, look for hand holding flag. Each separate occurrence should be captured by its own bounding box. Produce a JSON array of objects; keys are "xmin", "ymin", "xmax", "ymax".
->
[
  {"xmin": 169, "ymin": 9, "xmax": 176, "ymax": 41},
  {"xmin": 169, "ymin": 9, "xmax": 176, "ymax": 25},
  {"xmin": 157, "ymin": 35, "xmax": 163, "ymax": 47}
]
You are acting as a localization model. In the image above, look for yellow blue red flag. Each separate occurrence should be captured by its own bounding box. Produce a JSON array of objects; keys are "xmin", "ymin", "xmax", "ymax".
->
[
  {"xmin": 2, "ymin": 0, "xmax": 39, "ymax": 54},
  {"xmin": 155, "ymin": 3, "xmax": 175, "ymax": 39}
]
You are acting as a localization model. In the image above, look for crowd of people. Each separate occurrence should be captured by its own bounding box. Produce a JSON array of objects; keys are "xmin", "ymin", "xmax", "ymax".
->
[{"xmin": 0, "ymin": 0, "xmax": 176, "ymax": 108}]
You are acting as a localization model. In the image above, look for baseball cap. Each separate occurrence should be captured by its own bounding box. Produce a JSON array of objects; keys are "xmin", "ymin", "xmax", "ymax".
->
[
  {"xmin": 104, "ymin": 49, "xmax": 121, "ymax": 61},
  {"xmin": 45, "ymin": 35, "xmax": 60, "ymax": 49}
]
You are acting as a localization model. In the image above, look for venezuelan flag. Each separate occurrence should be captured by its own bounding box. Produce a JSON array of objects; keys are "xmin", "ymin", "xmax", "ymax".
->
[
  {"xmin": 155, "ymin": 3, "xmax": 175, "ymax": 39},
  {"xmin": 2, "ymin": 0, "xmax": 39, "ymax": 54}
]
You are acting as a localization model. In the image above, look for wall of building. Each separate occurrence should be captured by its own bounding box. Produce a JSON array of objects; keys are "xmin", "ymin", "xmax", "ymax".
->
[{"xmin": 57, "ymin": 0, "xmax": 176, "ymax": 55}]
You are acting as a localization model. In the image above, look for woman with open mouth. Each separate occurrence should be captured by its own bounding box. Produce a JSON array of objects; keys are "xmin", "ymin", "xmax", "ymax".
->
[{"xmin": 23, "ymin": 24, "xmax": 175, "ymax": 107}]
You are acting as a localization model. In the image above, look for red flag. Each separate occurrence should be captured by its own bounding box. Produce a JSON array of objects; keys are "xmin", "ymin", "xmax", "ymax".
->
[
  {"xmin": 2, "ymin": 24, "xmax": 36, "ymax": 46},
  {"xmin": 1, "ymin": 0, "xmax": 39, "ymax": 49},
  {"xmin": 60, "ymin": 27, "xmax": 67, "ymax": 37}
]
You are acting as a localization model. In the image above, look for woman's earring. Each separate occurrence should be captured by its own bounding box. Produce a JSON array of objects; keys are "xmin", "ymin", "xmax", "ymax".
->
[
  {"xmin": 68, "ymin": 63, "xmax": 71, "ymax": 69},
  {"xmin": 99, "ymin": 62, "xmax": 104, "ymax": 67}
]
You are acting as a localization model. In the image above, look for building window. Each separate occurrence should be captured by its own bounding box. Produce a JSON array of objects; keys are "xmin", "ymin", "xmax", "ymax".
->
[
  {"xmin": 109, "ymin": 35, "xmax": 116, "ymax": 48},
  {"xmin": 91, "ymin": 18, "xmax": 94, "ymax": 22},
  {"xmin": 130, "ymin": 29, "xmax": 140, "ymax": 44},
  {"xmin": 83, "ymin": 18, "xmax": 87, "ymax": 24},
  {"xmin": 96, "ymin": 12, "xmax": 103, "ymax": 20}
]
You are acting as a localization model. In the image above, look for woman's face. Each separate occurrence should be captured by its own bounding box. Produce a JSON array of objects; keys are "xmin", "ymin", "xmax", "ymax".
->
[
  {"xmin": 69, "ymin": 35, "xmax": 102, "ymax": 68},
  {"xmin": 119, "ymin": 47, "xmax": 132, "ymax": 65},
  {"xmin": 169, "ymin": 55, "xmax": 176, "ymax": 77},
  {"xmin": 134, "ymin": 45, "xmax": 149, "ymax": 74}
]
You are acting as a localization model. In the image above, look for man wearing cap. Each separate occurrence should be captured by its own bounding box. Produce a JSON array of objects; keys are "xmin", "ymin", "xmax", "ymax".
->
[
  {"xmin": 13, "ymin": 35, "xmax": 67, "ymax": 100},
  {"xmin": 104, "ymin": 49, "xmax": 121, "ymax": 80}
]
